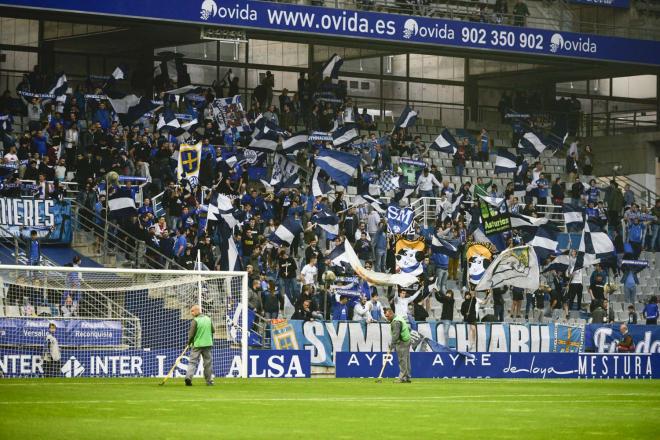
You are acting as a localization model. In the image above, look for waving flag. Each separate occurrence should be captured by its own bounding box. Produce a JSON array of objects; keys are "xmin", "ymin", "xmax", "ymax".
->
[
  {"xmin": 574, "ymin": 220, "xmax": 615, "ymax": 272},
  {"xmin": 518, "ymin": 131, "xmax": 548, "ymax": 157},
  {"xmin": 312, "ymin": 210, "xmax": 339, "ymax": 236},
  {"xmin": 48, "ymin": 73, "xmax": 68, "ymax": 102},
  {"xmin": 394, "ymin": 106, "xmax": 417, "ymax": 129},
  {"xmin": 543, "ymin": 253, "xmax": 570, "ymax": 274},
  {"xmin": 332, "ymin": 123, "xmax": 360, "ymax": 147},
  {"xmin": 439, "ymin": 192, "xmax": 464, "ymax": 222},
  {"xmin": 429, "ymin": 129, "xmax": 458, "ymax": 155},
  {"xmin": 269, "ymin": 217, "xmax": 303, "ymax": 246},
  {"xmin": 386, "ymin": 205, "xmax": 415, "ymax": 234},
  {"xmin": 494, "ymin": 148, "xmax": 518, "ymax": 174},
  {"xmin": 563, "ymin": 203, "xmax": 584, "ymax": 232},
  {"xmin": 211, "ymin": 95, "xmax": 250, "ymax": 132},
  {"xmin": 328, "ymin": 239, "xmax": 419, "ymax": 287},
  {"xmin": 282, "ymin": 132, "xmax": 309, "ymax": 153},
  {"xmin": 528, "ymin": 223, "xmax": 560, "ymax": 264},
  {"xmin": 514, "ymin": 160, "xmax": 529, "ymax": 182},
  {"xmin": 321, "ymin": 53, "xmax": 343, "ymax": 83},
  {"xmin": 431, "ymin": 235, "xmax": 460, "ymax": 258},
  {"xmin": 311, "ymin": 167, "xmax": 332, "ymax": 197},
  {"xmin": 116, "ymin": 96, "xmax": 161, "ymax": 126},
  {"xmin": 177, "ymin": 142, "xmax": 202, "ymax": 187},
  {"xmin": 108, "ymin": 187, "xmax": 137, "ymax": 219},
  {"xmin": 475, "ymin": 245, "xmax": 540, "ymax": 292},
  {"xmin": 478, "ymin": 194, "xmax": 511, "ymax": 235},
  {"xmin": 510, "ymin": 213, "xmax": 548, "ymax": 233},
  {"xmin": 315, "ymin": 149, "xmax": 360, "ymax": 186},
  {"xmin": 353, "ymin": 194, "xmax": 386, "ymax": 214},
  {"xmin": 157, "ymin": 109, "xmax": 181, "ymax": 131}
]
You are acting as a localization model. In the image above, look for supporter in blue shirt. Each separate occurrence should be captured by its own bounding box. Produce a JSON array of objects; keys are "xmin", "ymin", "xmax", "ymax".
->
[
  {"xmin": 93, "ymin": 102, "xmax": 111, "ymax": 131},
  {"xmin": 373, "ymin": 224, "xmax": 388, "ymax": 272},
  {"xmin": 261, "ymin": 194, "xmax": 275, "ymax": 221},
  {"xmin": 536, "ymin": 174, "xmax": 549, "ymax": 204},
  {"xmin": 241, "ymin": 189, "xmax": 263, "ymax": 211},
  {"xmin": 332, "ymin": 295, "xmax": 349, "ymax": 321},
  {"xmin": 587, "ymin": 179, "xmax": 600, "ymax": 204},
  {"xmin": 643, "ymin": 296, "xmax": 658, "ymax": 325},
  {"xmin": 173, "ymin": 229, "xmax": 187, "ymax": 258},
  {"xmin": 585, "ymin": 202, "xmax": 598, "ymax": 220},
  {"xmin": 26, "ymin": 230, "xmax": 40, "ymax": 265},
  {"xmin": 31, "ymin": 130, "xmax": 48, "ymax": 157},
  {"xmin": 137, "ymin": 198, "xmax": 154, "ymax": 217},
  {"xmin": 179, "ymin": 206, "xmax": 195, "ymax": 231},
  {"xmin": 287, "ymin": 200, "xmax": 303, "ymax": 219},
  {"xmin": 627, "ymin": 217, "xmax": 644, "ymax": 259}
]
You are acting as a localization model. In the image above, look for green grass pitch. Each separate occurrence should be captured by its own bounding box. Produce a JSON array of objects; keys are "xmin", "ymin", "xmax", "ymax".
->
[{"xmin": 1, "ymin": 378, "xmax": 658, "ymax": 439}]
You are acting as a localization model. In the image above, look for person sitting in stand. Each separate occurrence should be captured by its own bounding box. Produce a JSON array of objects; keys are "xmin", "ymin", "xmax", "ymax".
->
[{"xmin": 617, "ymin": 324, "xmax": 636, "ymax": 353}]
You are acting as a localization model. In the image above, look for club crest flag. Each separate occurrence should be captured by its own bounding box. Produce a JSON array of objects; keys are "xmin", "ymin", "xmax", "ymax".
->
[
  {"xmin": 386, "ymin": 205, "xmax": 415, "ymax": 235},
  {"xmin": 395, "ymin": 238, "xmax": 425, "ymax": 276},
  {"xmin": 475, "ymin": 245, "xmax": 540, "ymax": 292},
  {"xmin": 177, "ymin": 142, "xmax": 202, "ymax": 187},
  {"xmin": 212, "ymin": 95, "xmax": 250, "ymax": 132},
  {"xmin": 466, "ymin": 242, "xmax": 496, "ymax": 286}
]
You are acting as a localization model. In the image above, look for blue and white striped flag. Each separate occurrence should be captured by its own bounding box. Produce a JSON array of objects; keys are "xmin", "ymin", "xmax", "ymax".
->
[
  {"xmin": 48, "ymin": 73, "xmax": 68, "ymax": 101},
  {"xmin": 315, "ymin": 149, "xmax": 361, "ymax": 187},
  {"xmin": 431, "ymin": 235, "xmax": 460, "ymax": 258},
  {"xmin": 542, "ymin": 253, "xmax": 570, "ymax": 274},
  {"xmin": 311, "ymin": 167, "xmax": 332, "ymax": 197},
  {"xmin": 394, "ymin": 106, "xmax": 417, "ymax": 129},
  {"xmin": 429, "ymin": 129, "xmax": 458, "ymax": 155},
  {"xmin": 108, "ymin": 187, "xmax": 137, "ymax": 219},
  {"xmin": 494, "ymin": 148, "xmax": 518, "ymax": 174},
  {"xmin": 510, "ymin": 213, "xmax": 548, "ymax": 233},
  {"xmin": 269, "ymin": 217, "xmax": 303, "ymax": 246},
  {"xmin": 312, "ymin": 210, "xmax": 339, "ymax": 236},
  {"xmin": 528, "ymin": 223, "xmax": 559, "ymax": 264},
  {"xmin": 332, "ymin": 123, "xmax": 360, "ymax": 147},
  {"xmin": 322, "ymin": 53, "xmax": 343, "ymax": 84},
  {"xmin": 514, "ymin": 160, "xmax": 529, "ymax": 183},
  {"xmin": 282, "ymin": 132, "xmax": 309, "ymax": 153},
  {"xmin": 563, "ymin": 203, "xmax": 584, "ymax": 232},
  {"xmin": 518, "ymin": 131, "xmax": 548, "ymax": 157}
]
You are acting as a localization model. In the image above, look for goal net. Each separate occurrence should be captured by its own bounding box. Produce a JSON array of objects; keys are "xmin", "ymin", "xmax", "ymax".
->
[{"xmin": 0, "ymin": 264, "xmax": 249, "ymax": 379}]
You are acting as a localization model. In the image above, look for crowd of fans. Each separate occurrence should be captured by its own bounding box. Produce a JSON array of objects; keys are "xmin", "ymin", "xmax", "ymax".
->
[{"xmin": 0, "ymin": 64, "xmax": 658, "ymax": 331}]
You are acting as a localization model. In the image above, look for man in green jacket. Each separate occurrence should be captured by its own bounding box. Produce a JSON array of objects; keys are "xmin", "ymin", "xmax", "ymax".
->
[
  {"xmin": 185, "ymin": 305, "xmax": 215, "ymax": 386},
  {"xmin": 473, "ymin": 177, "xmax": 492, "ymax": 200},
  {"xmin": 385, "ymin": 308, "xmax": 411, "ymax": 383}
]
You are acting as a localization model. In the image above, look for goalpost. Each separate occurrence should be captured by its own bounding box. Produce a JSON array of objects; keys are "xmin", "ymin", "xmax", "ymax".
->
[{"xmin": 0, "ymin": 264, "xmax": 249, "ymax": 379}]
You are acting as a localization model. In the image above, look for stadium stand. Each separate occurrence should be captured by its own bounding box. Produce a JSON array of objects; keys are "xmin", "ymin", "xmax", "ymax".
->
[{"xmin": 1, "ymin": 0, "xmax": 659, "ymax": 358}]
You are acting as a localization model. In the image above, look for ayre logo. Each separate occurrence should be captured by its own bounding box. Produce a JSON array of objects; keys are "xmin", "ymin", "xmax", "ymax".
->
[{"xmin": 200, "ymin": 0, "xmax": 218, "ymax": 20}]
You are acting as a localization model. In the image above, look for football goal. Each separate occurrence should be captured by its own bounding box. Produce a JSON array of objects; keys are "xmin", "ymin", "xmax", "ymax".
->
[{"xmin": 0, "ymin": 264, "xmax": 249, "ymax": 379}]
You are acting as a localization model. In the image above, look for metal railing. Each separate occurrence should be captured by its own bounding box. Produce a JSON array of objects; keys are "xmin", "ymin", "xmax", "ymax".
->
[
  {"xmin": 585, "ymin": 110, "xmax": 658, "ymax": 137},
  {"xmin": 410, "ymin": 196, "xmax": 567, "ymax": 230},
  {"xmin": 594, "ymin": 175, "xmax": 659, "ymax": 207},
  {"xmin": 69, "ymin": 200, "xmax": 185, "ymax": 270}
]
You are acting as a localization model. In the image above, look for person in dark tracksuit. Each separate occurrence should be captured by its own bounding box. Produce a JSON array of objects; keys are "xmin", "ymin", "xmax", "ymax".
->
[
  {"xmin": 385, "ymin": 307, "xmax": 411, "ymax": 383},
  {"xmin": 185, "ymin": 305, "xmax": 215, "ymax": 386}
]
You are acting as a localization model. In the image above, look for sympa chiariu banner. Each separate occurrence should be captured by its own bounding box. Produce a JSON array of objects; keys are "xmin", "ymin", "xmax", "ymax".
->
[{"xmin": 269, "ymin": 320, "xmax": 597, "ymax": 367}]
